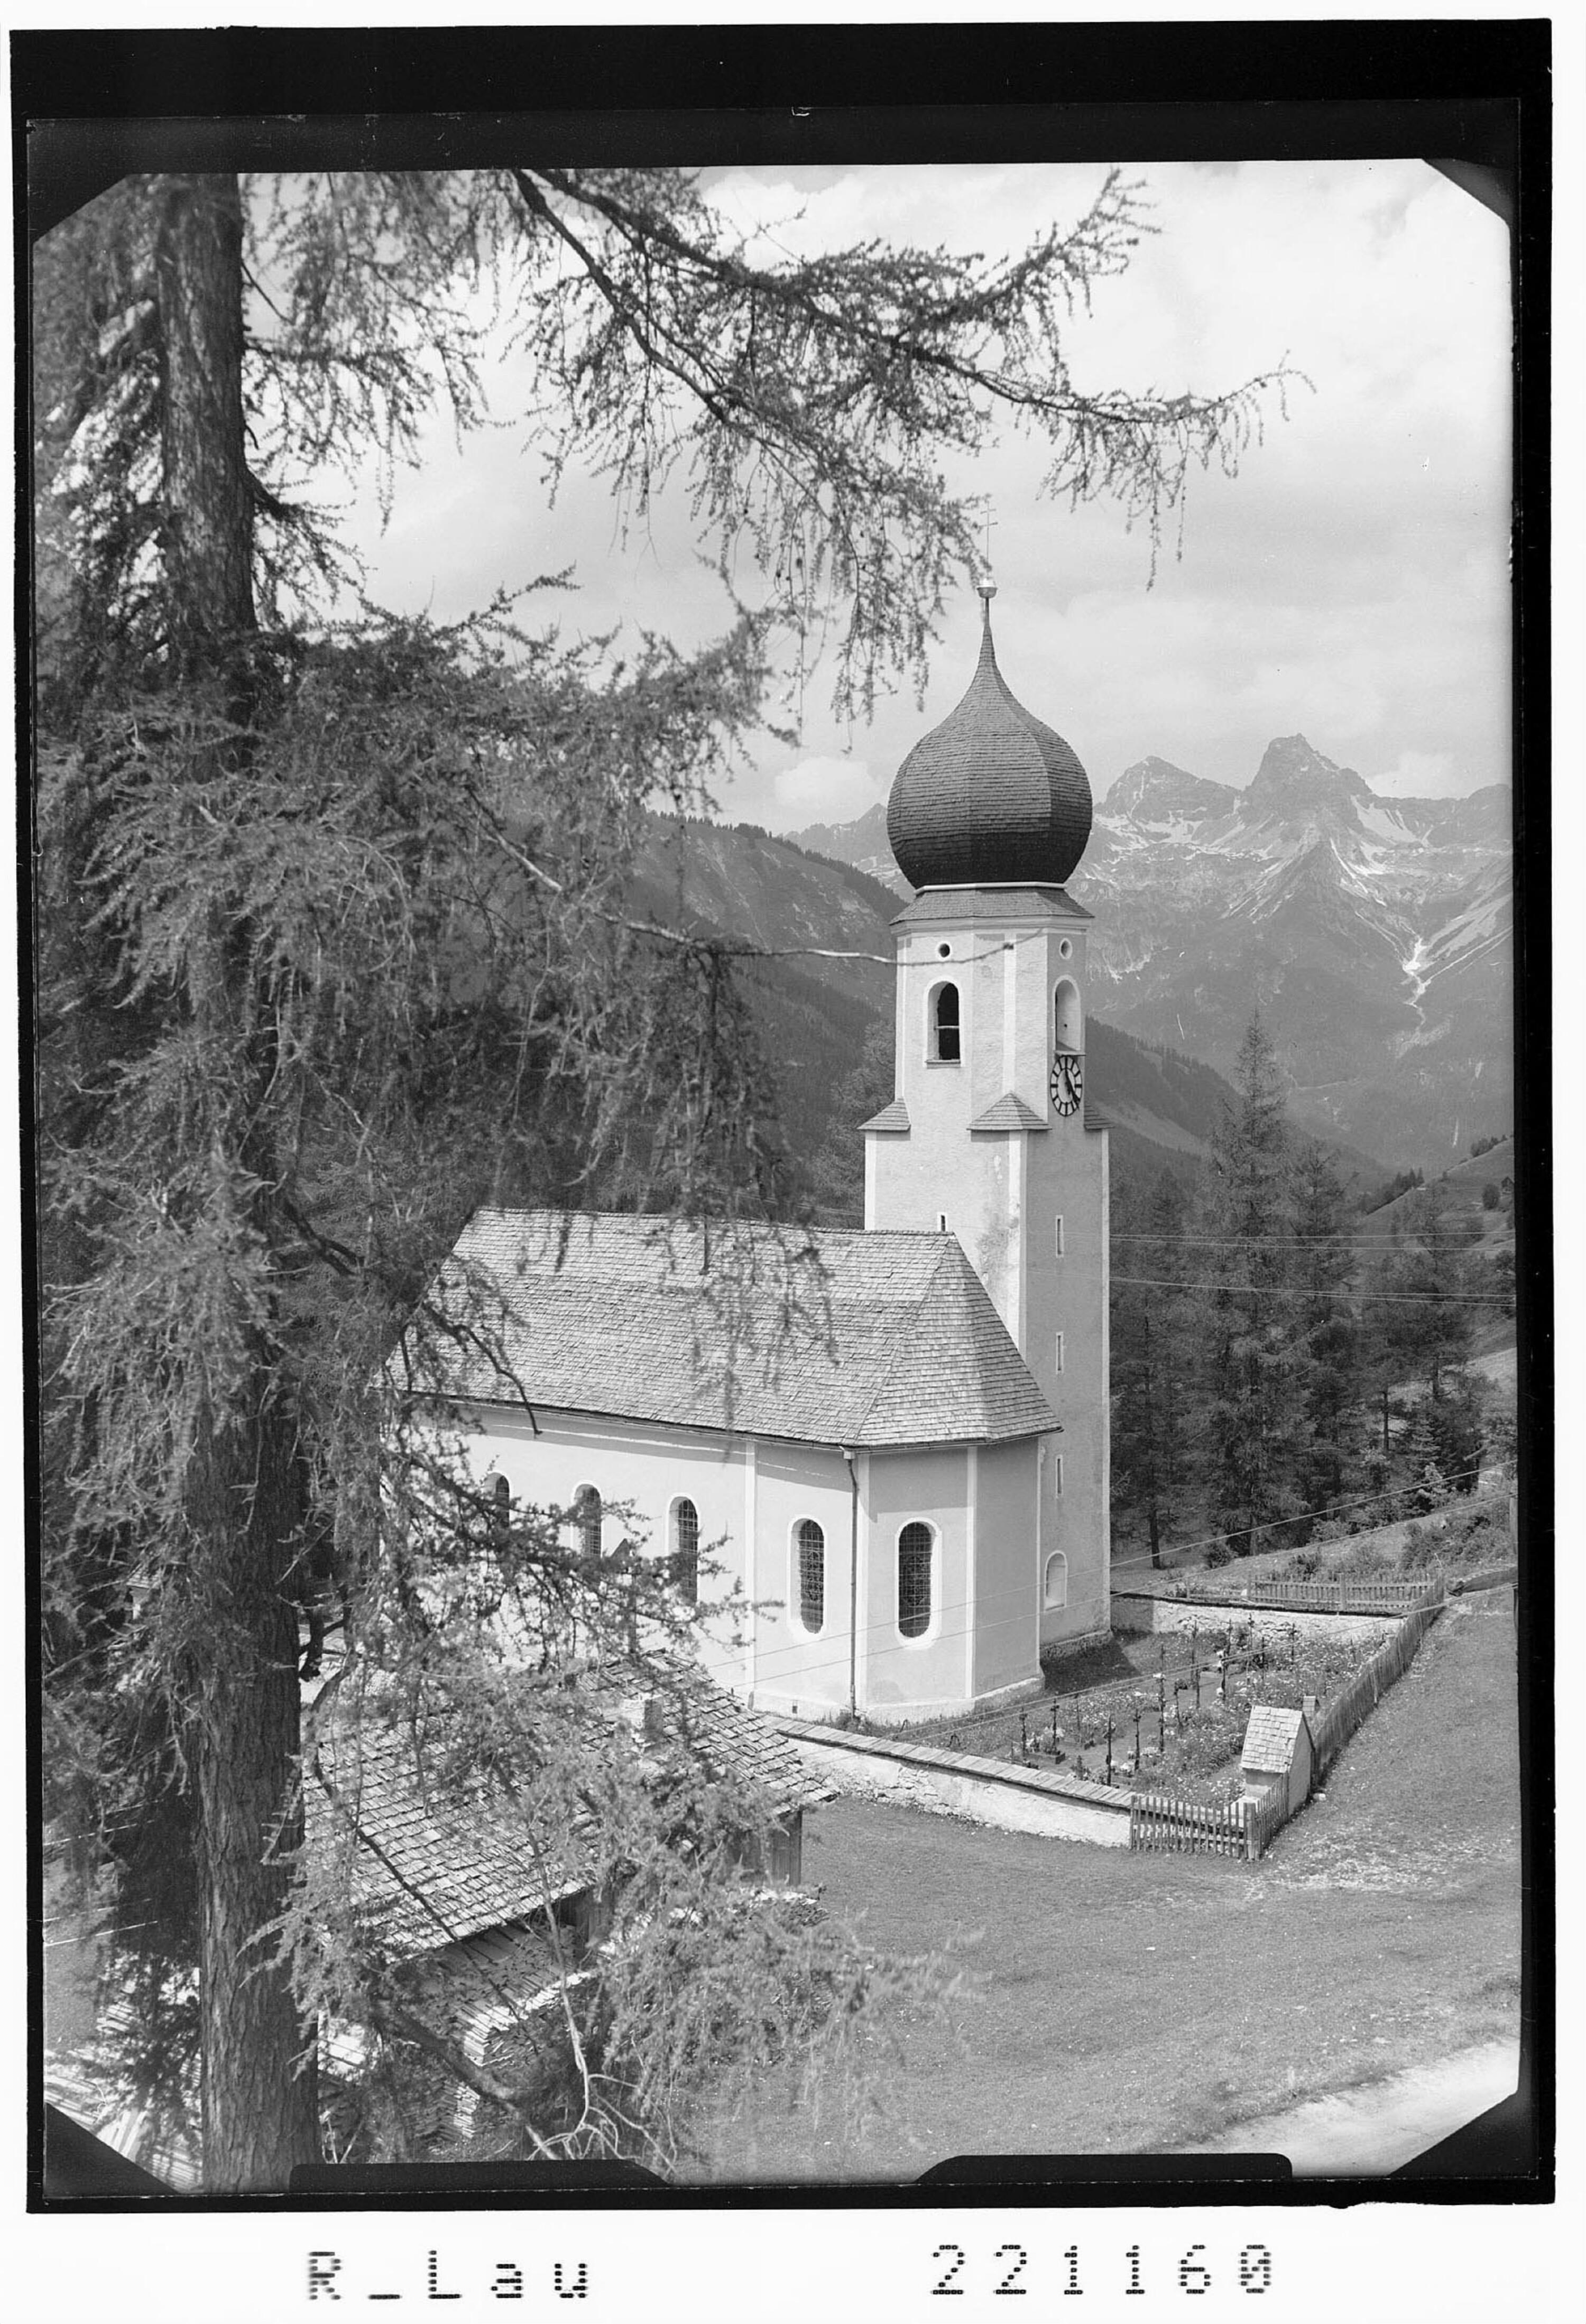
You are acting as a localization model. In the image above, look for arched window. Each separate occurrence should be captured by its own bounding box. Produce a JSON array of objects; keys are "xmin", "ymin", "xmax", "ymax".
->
[
  {"xmin": 1054, "ymin": 976, "xmax": 1082, "ymax": 1053},
  {"xmin": 573, "ymin": 1484, "xmax": 602, "ymax": 1559},
  {"xmin": 898, "ymin": 1521, "xmax": 933, "ymax": 1639},
  {"xmin": 794, "ymin": 1518, "xmax": 825, "ymax": 1634},
  {"xmin": 487, "ymin": 1471, "xmax": 510, "ymax": 1547},
  {"xmin": 1044, "ymin": 1552, "xmax": 1069, "ymax": 1610},
  {"xmin": 929, "ymin": 981, "xmax": 961, "ymax": 1063},
  {"xmin": 672, "ymin": 1498, "xmax": 700, "ymax": 1604}
]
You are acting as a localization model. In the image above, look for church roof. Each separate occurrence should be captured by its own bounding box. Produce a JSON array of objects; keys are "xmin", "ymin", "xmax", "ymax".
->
[
  {"xmin": 887, "ymin": 587, "xmax": 1093, "ymax": 890},
  {"xmin": 420, "ymin": 1209, "xmax": 1058, "ymax": 1449}
]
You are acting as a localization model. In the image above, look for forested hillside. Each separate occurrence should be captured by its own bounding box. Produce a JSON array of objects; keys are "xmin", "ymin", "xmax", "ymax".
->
[{"xmin": 1109, "ymin": 1022, "xmax": 1514, "ymax": 1570}]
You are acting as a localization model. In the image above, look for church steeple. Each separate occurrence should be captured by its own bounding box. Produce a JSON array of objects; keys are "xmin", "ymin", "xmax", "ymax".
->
[
  {"xmin": 866, "ymin": 588, "xmax": 1111, "ymax": 1654},
  {"xmin": 885, "ymin": 582, "xmax": 1093, "ymax": 891}
]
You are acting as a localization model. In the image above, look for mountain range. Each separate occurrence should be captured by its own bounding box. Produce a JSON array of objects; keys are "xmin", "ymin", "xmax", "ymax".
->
[{"xmin": 786, "ymin": 734, "xmax": 1513, "ymax": 1171}]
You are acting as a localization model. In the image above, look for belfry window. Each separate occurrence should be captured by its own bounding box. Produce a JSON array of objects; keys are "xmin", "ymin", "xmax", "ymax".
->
[
  {"xmin": 1054, "ymin": 976, "xmax": 1082, "ymax": 1053},
  {"xmin": 672, "ymin": 1498, "xmax": 700, "ymax": 1604},
  {"xmin": 1044, "ymin": 1552, "xmax": 1069, "ymax": 1610},
  {"xmin": 898, "ymin": 1522, "xmax": 933, "ymax": 1639},
  {"xmin": 573, "ymin": 1484, "xmax": 602, "ymax": 1559},
  {"xmin": 795, "ymin": 1519, "xmax": 825, "ymax": 1634},
  {"xmin": 930, "ymin": 981, "xmax": 961, "ymax": 1063}
]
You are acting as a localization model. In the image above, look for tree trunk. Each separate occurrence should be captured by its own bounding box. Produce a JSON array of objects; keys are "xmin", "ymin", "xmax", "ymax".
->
[
  {"xmin": 155, "ymin": 176, "xmax": 255, "ymax": 678},
  {"xmin": 189, "ymin": 1398, "xmax": 318, "ymax": 2188},
  {"xmin": 155, "ymin": 172, "xmax": 318, "ymax": 2190}
]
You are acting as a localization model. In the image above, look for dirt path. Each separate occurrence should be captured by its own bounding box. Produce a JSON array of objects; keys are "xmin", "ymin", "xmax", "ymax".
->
[
  {"xmin": 695, "ymin": 1598, "xmax": 1520, "ymax": 2182},
  {"xmin": 1171, "ymin": 2036, "xmax": 1518, "ymax": 2175}
]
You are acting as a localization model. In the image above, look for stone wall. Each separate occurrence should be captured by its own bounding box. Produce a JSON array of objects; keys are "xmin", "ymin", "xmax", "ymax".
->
[
  {"xmin": 1111, "ymin": 1594, "xmax": 1398, "ymax": 1648},
  {"xmin": 773, "ymin": 1718, "xmax": 1132, "ymax": 1847}
]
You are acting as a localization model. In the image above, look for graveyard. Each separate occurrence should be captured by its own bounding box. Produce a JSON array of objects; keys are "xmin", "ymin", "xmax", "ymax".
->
[{"xmin": 878, "ymin": 1618, "xmax": 1396, "ymax": 1806}]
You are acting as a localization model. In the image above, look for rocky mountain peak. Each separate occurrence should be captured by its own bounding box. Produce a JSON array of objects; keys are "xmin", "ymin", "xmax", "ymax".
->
[
  {"xmin": 1247, "ymin": 733, "xmax": 1375, "ymax": 821},
  {"xmin": 1105, "ymin": 756, "xmax": 1239, "ymax": 824}
]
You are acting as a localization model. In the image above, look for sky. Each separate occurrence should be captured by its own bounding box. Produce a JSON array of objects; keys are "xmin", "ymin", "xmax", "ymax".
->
[{"xmin": 333, "ymin": 157, "xmax": 1513, "ymax": 834}]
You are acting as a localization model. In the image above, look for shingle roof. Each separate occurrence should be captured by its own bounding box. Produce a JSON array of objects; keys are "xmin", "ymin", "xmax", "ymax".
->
[
  {"xmin": 969, "ymin": 1092, "xmax": 1049, "ymax": 1135},
  {"xmin": 887, "ymin": 591, "xmax": 1093, "ymax": 890},
  {"xmin": 1240, "ymin": 1704, "xmax": 1308, "ymax": 1776},
  {"xmin": 307, "ymin": 1659, "xmax": 813, "ymax": 1959},
  {"xmin": 860, "ymin": 1099, "xmax": 911, "ymax": 1134},
  {"xmin": 307, "ymin": 1719, "xmax": 585, "ymax": 1958},
  {"xmin": 420, "ymin": 1210, "xmax": 1057, "ymax": 1448}
]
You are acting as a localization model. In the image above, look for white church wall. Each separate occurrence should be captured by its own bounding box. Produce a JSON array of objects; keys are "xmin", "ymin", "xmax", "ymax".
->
[
  {"xmin": 971, "ymin": 1436, "xmax": 1045, "ymax": 1701},
  {"xmin": 454, "ymin": 1403, "xmax": 753, "ymax": 1690},
  {"xmin": 730, "ymin": 1438, "xmax": 856, "ymax": 1719},
  {"xmin": 454, "ymin": 1404, "xmax": 866, "ymax": 1712},
  {"xmin": 860, "ymin": 1445, "xmax": 974, "ymax": 1719}
]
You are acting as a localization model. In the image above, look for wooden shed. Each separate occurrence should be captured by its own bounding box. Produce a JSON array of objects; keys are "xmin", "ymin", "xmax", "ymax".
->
[{"xmin": 1240, "ymin": 1704, "xmax": 1315, "ymax": 1820}]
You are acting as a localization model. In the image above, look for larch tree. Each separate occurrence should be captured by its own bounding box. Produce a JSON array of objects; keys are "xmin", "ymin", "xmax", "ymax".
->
[{"xmin": 34, "ymin": 163, "xmax": 1292, "ymax": 2188}]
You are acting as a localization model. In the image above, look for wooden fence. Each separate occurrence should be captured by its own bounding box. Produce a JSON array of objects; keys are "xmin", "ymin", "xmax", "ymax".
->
[
  {"xmin": 1168, "ymin": 1574, "xmax": 1444, "ymax": 1616},
  {"xmin": 1305, "ymin": 1595, "xmax": 1442, "ymax": 1775},
  {"xmin": 1129, "ymin": 1790, "xmax": 1251, "ymax": 1859}
]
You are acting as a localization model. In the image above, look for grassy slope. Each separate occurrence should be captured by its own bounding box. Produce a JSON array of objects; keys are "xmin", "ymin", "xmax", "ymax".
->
[{"xmin": 702, "ymin": 1597, "xmax": 1519, "ymax": 2180}]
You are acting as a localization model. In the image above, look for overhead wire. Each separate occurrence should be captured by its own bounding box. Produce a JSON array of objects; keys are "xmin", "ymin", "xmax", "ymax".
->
[{"xmin": 1111, "ymin": 1275, "xmax": 1499, "ymax": 1303}]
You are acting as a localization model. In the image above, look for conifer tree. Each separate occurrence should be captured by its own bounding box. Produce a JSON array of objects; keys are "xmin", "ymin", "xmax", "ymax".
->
[
  {"xmin": 35, "ymin": 164, "xmax": 1290, "ymax": 2185},
  {"xmin": 1195, "ymin": 1012, "xmax": 1304, "ymax": 1559},
  {"xmin": 1368, "ymin": 1179, "xmax": 1476, "ymax": 1405},
  {"xmin": 1289, "ymin": 1139, "xmax": 1361, "ymax": 1516},
  {"xmin": 1111, "ymin": 1168, "xmax": 1193, "ymax": 1564}
]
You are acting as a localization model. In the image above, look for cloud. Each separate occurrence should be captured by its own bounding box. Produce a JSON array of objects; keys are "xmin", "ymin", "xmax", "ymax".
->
[
  {"xmin": 330, "ymin": 157, "xmax": 1511, "ymax": 819},
  {"xmin": 764, "ymin": 755, "xmax": 883, "ymax": 833}
]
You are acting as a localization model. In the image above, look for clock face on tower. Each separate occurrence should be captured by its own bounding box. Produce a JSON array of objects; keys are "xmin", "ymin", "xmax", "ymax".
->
[{"xmin": 1050, "ymin": 1050, "xmax": 1083, "ymax": 1118}]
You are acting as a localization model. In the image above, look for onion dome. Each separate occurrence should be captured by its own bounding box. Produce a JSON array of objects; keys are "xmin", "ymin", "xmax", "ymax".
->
[{"xmin": 887, "ymin": 583, "xmax": 1092, "ymax": 888}]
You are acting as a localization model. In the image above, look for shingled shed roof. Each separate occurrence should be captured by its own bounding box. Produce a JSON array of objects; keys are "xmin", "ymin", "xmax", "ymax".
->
[
  {"xmin": 1240, "ymin": 1704, "xmax": 1310, "ymax": 1777},
  {"xmin": 422, "ymin": 1210, "xmax": 1057, "ymax": 1448},
  {"xmin": 307, "ymin": 1661, "xmax": 813, "ymax": 1959},
  {"xmin": 307, "ymin": 1719, "xmax": 585, "ymax": 1959}
]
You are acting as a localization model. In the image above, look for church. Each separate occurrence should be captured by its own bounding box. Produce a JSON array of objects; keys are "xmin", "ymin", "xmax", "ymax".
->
[{"xmin": 424, "ymin": 583, "xmax": 1110, "ymax": 1724}]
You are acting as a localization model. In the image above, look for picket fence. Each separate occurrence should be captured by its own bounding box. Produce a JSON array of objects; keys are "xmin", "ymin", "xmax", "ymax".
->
[
  {"xmin": 1129, "ymin": 1790, "xmax": 1247, "ymax": 1859},
  {"xmin": 1170, "ymin": 1573, "xmax": 1444, "ymax": 1615}
]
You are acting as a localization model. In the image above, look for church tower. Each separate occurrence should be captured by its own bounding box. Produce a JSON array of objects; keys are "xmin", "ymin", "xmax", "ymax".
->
[{"xmin": 864, "ymin": 582, "xmax": 1110, "ymax": 1647}]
